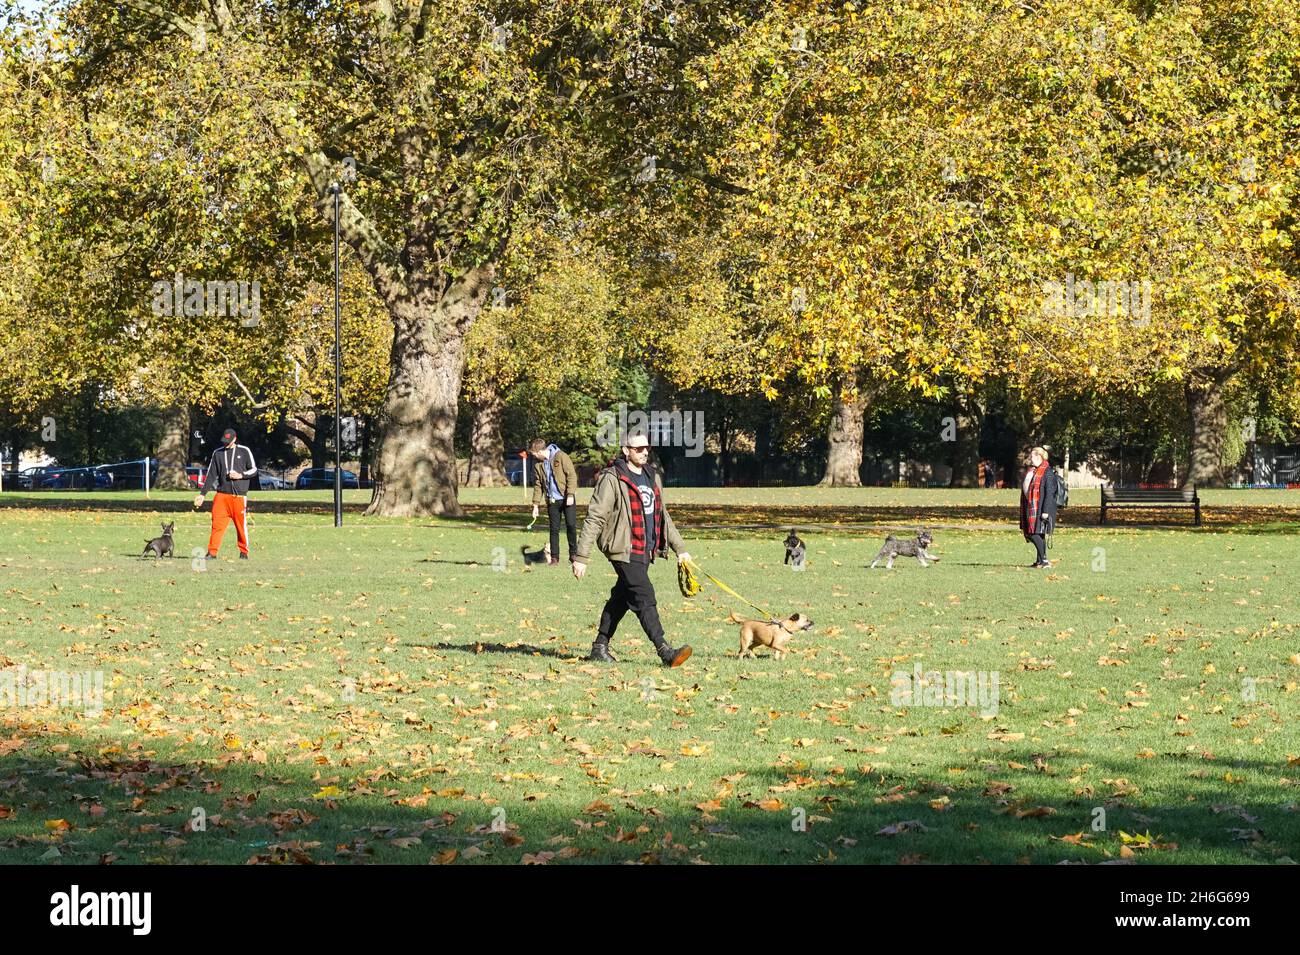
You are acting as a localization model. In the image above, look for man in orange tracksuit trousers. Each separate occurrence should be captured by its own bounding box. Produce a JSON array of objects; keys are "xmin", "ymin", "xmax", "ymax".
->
[{"xmin": 193, "ymin": 427, "xmax": 258, "ymax": 560}]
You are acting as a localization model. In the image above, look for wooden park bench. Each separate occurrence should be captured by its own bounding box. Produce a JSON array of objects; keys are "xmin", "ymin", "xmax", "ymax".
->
[{"xmin": 1100, "ymin": 484, "xmax": 1201, "ymax": 526}]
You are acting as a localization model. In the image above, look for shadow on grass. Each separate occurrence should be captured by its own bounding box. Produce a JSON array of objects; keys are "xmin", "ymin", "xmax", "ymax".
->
[
  {"xmin": 414, "ymin": 641, "xmax": 576, "ymax": 660},
  {"xmin": 451, "ymin": 504, "xmax": 1300, "ymax": 535},
  {"xmin": 5, "ymin": 495, "xmax": 1299, "ymax": 535},
  {"xmin": 1219, "ymin": 523, "xmax": 1300, "ymax": 535},
  {"xmin": 2, "ymin": 716, "xmax": 1294, "ymax": 865},
  {"xmin": 463, "ymin": 504, "xmax": 1029, "ymax": 531}
]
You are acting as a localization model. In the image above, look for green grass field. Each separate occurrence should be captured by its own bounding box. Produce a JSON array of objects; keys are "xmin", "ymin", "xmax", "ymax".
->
[{"xmin": 2, "ymin": 488, "xmax": 1298, "ymax": 864}]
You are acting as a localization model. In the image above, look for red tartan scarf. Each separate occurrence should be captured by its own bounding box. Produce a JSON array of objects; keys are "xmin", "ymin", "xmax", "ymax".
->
[
  {"xmin": 1023, "ymin": 462, "xmax": 1049, "ymax": 535},
  {"xmin": 614, "ymin": 460, "xmax": 665, "ymax": 558}
]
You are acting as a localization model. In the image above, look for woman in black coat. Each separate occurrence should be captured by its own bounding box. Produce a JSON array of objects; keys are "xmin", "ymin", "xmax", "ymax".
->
[{"xmin": 1019, "ymin": 446, "xmax": 1059, "ymax": 568}]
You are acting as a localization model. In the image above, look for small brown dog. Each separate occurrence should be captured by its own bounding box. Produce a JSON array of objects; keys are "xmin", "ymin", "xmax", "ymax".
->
[{"xmin": 729, "ymin": 612, "xmax": 814, "ymax": 659}]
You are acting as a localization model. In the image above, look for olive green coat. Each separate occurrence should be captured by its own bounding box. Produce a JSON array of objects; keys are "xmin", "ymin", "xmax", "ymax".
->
[
  {"xmin": 530, "ymin": 447, "xmax": 580, "ymax": 506},
  {"xmin": 574, "ymin": 461, "xmax": 687, "ymax": 565}
]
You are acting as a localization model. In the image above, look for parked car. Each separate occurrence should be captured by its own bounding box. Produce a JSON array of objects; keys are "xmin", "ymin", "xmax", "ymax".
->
[
  {"xmin": 40, "ymin": 467, "xmax": 113, "ymax": 490},
  {"xmin": 187, "ymin": 464, "xmax": 284, "ymax": 490},
  {"xmin": 98, "ymin": 458, "xmax": 157, "ymax": 490},
  {"xmin": 13, "ymin": 467, "xmax": 53, "ymax": 490},
  {"xmin": 295, "ymin": 468, "xmax": 359, "ymax": 490}
]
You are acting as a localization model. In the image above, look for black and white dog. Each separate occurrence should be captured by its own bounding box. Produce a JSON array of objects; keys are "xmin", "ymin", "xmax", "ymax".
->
[
  {"xmin": 520, "ymin": 542, "xmax": 551, "ymax": 567},
  {"xmin": 870, "ymin": 529, "xmax": 939, "ymax": 569},
  {"xmin": 783, "ymin": 529, "xmax": 807, "ymax": 570}
]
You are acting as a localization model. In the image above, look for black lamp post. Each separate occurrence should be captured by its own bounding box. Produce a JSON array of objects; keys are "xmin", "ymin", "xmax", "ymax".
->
[{"xmin": 330, "ymin": 181, "xmax": 343, "ymax": 527}]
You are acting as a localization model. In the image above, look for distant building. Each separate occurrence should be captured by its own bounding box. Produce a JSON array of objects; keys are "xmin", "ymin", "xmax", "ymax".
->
[{"xmin": 1244, "ymin": 444, "xmax": 1300, "ymax": 486}]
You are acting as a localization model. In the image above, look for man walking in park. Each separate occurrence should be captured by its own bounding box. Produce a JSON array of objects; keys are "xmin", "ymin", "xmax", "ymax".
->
[
  {"xmin": 193, "ymin": 427, "xmax": 258, "ymax": 560},
  {"xmin": 530, "ymin": 437, "xmax": 579, "ymax": 565},
  {"xmin": 572, "ymin": 430, "xmax": 693, "ymax": 667}
]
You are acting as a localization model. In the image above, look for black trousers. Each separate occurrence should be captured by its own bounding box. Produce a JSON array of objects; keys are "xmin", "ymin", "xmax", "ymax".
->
[
  {"xmin": 596, "ymin": 559, "xmax": 666, "ymax": 649},
  {"xmin": 1029, "ymin": 533, "xmax": 1047, "ymax": 563},
  {"xmin": 547, "ymin": 498, "xmax": 578, "ymax": 560}
]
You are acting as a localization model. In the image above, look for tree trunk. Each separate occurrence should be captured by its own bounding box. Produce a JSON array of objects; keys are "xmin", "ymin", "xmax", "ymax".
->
[
  {"xmin": 465, "ymin": 384, "xmax": 507, "ymax": 487},
  {"xmin": 154, "ymin": 404, "xmax": 190, "ymax": 489},
  {"xmin": 360, "ymin": 414, "xmax": 372, "ymax": 485},
  {"xmin": 286, "ymin": 412, "xmax": 329, "ymax": 470},
  {"xmin": 314, "ymin": 414, "xmax": 333, "ymax": 470},
  {"xmin": 755, "ymin": 416, "xmax": 772, "ymax": 484},
  {"xmin": 948, "ymin": 395, "xmax": 983, "ymax": 488},
  {"xmin": 85, "ymin": 387, "xmax": 95, "ymax": 467},
  {"xmin": 818, "ymin": 377, "xmax": 866, "ymax": 486},
  {"xmin": 755, "ymin": 416, "xmax": 772, "ymax": 460},
  {"xmin": 719, "ymin": 417, "xmax": 730, "ymax": 487},
  {"xmin": 365, "ymin": 268, "xmax": 492, "ymax": 517},
  {"xmin": 1185, "ymin": 376, "xmax": 1229, "ymax": 488}
]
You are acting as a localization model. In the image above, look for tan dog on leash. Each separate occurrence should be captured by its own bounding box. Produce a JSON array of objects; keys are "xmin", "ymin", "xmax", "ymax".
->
[{"xmin": 729, "ymin": 612, "xmax": 814, "ymax": 659}]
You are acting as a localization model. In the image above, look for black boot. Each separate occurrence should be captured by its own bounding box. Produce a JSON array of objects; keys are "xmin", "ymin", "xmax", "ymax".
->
[
  {"xmin": 587, "ymin": 641, "xmax": 617, "ymax": 663},
  {"xmin": 657, "ymin": 642, "xmax": 692, "ymax": 668}
]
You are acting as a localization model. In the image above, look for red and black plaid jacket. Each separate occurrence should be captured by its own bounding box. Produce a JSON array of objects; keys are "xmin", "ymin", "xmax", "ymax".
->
[{"xmin": 613, "ymin": 460, "xmax": 666, "ymax": 559}]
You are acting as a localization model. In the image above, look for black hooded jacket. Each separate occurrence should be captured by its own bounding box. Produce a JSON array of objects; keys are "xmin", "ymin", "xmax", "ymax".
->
[{"xmin": 200, "ymin": 444, "xmax": 258, "ymax": 497}]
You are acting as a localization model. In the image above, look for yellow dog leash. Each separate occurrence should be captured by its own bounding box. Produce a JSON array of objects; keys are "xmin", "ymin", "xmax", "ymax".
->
[{"xmin": 678, "ymin": 557, "xmax": 777, "ymax": 622}]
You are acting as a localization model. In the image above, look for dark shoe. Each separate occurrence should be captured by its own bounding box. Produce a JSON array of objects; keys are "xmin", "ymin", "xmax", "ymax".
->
[
  {"xmin": 657, "ymin": 643, "xmax": 692, "ymax": 668},
  {"xmin": 548, "ymin": 556, "xmax": 560, "ymax": 565},
  {"xmin": 239, "ymin": 553, "xmax": 248, "ymax": 560},
  {"xmin": 206, "ymin": 552, "xmax": 219, "ymax": 560},
  {"xmin": 587, "ymin": 641, "xmax": 617, "ymax": 663}
]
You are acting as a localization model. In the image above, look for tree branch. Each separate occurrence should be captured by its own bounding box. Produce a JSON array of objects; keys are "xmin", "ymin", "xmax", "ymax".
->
[
  {"xmin": 118, "ymin": 0, "xmax": 209, "ymax": 45},
  {"xmin": 651, "ymin": 157, "xmax": 752, "ymax": 196}
]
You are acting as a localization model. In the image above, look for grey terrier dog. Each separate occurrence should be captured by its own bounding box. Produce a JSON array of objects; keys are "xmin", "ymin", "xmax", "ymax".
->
[{"xmin": 870, "ymin": 529, "xmax": 939, "ymax": 569}]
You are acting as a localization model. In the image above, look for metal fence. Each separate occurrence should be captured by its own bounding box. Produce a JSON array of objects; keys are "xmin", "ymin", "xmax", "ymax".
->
[
  {"xmin": 1, "ymin": 459, "xmax": 155, "ymax": 491},
  {"xmin": 0, "ymin": 459, "xmax": 336, "ymax": 492}
]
